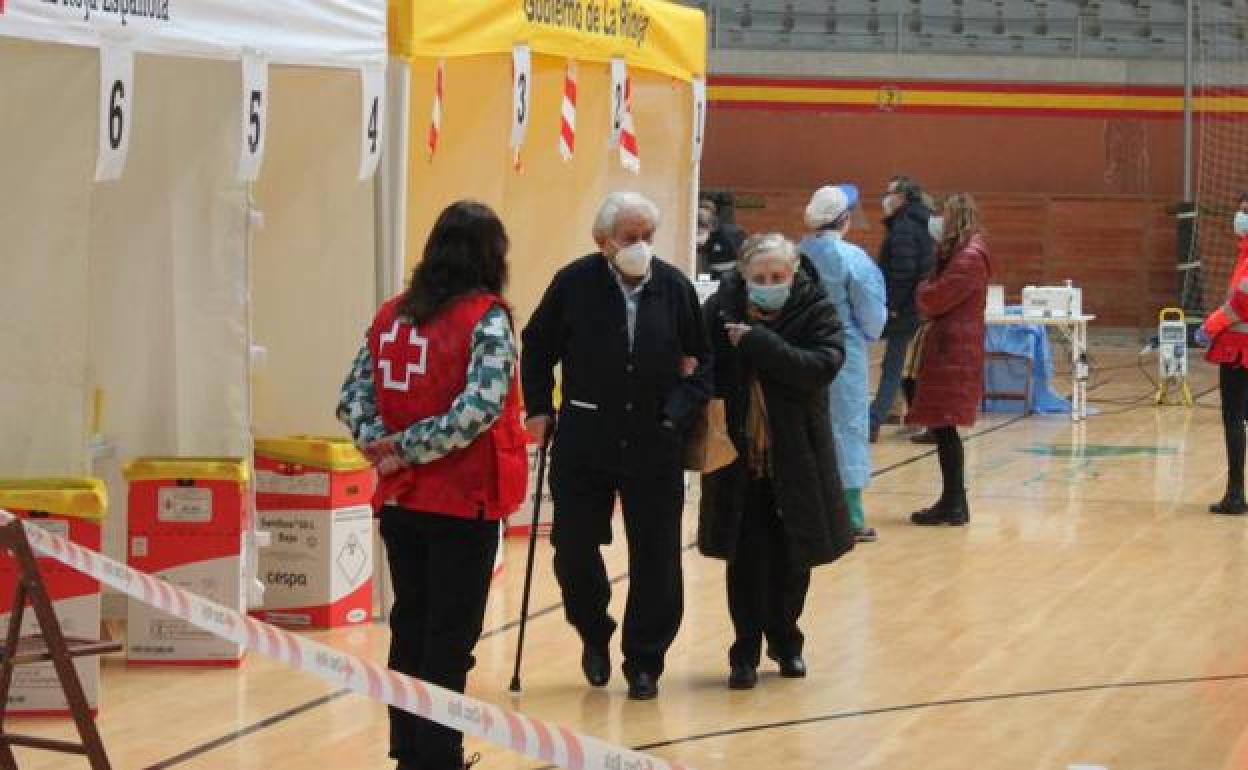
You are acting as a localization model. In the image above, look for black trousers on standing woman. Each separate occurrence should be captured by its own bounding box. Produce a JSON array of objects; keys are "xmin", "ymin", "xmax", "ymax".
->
[
  {"xmin": 381, "ymin": 506, "xmax": 499, "ymax": 770},
  {"xmin": 1219, "ymin": 363, "xmax": 1248, "ymax": 500},
  {"xmin": 725, "ymin": 477, "xmax": 811, "ymax": 667}
]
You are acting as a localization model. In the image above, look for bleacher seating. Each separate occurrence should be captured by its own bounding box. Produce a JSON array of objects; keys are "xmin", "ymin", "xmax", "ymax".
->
[{"xmin": 679, "ymin": 0, "xmax": 1247, "ymax": 60}]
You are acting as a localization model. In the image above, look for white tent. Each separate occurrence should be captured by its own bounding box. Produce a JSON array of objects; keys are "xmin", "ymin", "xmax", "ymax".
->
[{"xmin": 0, "ymin": 1, "xmax": 388, "ymax": 596}]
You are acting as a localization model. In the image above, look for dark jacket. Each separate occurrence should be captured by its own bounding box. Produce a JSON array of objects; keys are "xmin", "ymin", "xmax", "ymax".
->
[
  {"xmin": 908, "ymin": 233, "xmax": 992, "ymax": 428},
  {"xmin": 521, "ymin": 253, "xmax": 712, "ymax": 475},
  {"xmin": 879, "ymin": 200, "xmax": 934, "ymax": 332},
  {"xmin": 698, "ymin": 225, "xmax": 746, "ymax": 279},
  {"xmin": 697, "ymin": 260, "xmax": 854, "ymax": 569}
]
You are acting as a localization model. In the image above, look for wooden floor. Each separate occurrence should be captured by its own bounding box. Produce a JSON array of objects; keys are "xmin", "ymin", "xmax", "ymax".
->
[{"xmin": 12, "ymin": 346, "xmax": 1248, "ymax": 770}]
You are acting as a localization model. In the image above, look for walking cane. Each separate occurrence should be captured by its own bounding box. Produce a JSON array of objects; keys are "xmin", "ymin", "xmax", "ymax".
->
[{"xmin": 509, "ymin": 434, "xmax": 551, "ymax": 694}]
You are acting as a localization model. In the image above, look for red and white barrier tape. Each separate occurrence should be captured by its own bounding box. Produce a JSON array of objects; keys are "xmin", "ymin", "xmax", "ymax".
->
[{"xmin": 0, "ymin": 511, "xmax": 692, "ymax": 770}]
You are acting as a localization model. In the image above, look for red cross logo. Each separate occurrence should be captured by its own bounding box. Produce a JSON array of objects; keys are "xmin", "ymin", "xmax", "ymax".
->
[{"xmin": 378, "ymin": 319, "xmax": 428, "ymax": 392}]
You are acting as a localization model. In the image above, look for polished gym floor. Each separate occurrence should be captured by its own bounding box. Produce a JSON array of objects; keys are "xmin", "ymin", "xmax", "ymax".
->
[{"xmin": 11, "ymin": 344, "xmax": 1248, "ymax": 770}]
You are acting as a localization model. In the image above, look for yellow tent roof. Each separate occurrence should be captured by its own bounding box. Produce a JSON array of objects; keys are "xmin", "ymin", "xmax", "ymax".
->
[{"xmin": 389, "ymin": 0, "xmax": 706, "ymax": 82}]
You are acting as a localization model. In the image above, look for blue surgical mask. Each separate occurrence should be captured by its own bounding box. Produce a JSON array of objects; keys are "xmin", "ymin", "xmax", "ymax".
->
[
  {"xmin": 748, "ymin": 282, "xmax": 791, "ymax": 312},
  {"xmin": 1235, "ymin": 211, "xmax": 1248, "ymax": 238}
]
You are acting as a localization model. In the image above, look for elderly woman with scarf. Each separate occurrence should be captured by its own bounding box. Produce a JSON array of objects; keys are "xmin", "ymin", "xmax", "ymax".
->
[
  {"xmin": 800, "ymin": 184, "xmax": 888, "ymax": 542},
  {"xmin": 698, "ymin": 233, "xmax": 854, "ymax": 690}
]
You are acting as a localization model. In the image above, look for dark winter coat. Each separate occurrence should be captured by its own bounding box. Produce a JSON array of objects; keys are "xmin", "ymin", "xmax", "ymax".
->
[
  {"xmin": 697, "ymin": 261, "xmax": 854, "ymax": 569},
  {"xmin": 907, "ymin": 233, "xmax": 992, "ymax": 428},
  {"xmin": 879, "ymin": 200, "xmax": 934, "ymax": 333},
  {"xmin": 521, "ymin": 253, "xmax": 712, "ymax": 475}
]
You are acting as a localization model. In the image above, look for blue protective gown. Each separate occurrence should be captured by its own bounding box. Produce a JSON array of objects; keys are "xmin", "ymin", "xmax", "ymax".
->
[{"xmin": 800, "ymin": 231, "xmax": 888, "ymax": 489}]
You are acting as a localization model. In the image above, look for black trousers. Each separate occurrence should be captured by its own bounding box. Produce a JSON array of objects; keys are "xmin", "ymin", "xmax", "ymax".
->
[
  {"xmin": 933, "ymin": 425, "xmax": 965, "ymax": 499},
  {"xmin": 380, "ymin": 506, "xmax": 499, "ymax": 770},
  {"xmin": 549, "ymin": 461, "xmax": 685, "ymax": 678},
  {"xmin": 725, "ymin": 478, "xmax": 811, "ymax": 668},
  {"xmin": 1221, "ymin": 363, "xmax": 1248, "ymax": 491}
]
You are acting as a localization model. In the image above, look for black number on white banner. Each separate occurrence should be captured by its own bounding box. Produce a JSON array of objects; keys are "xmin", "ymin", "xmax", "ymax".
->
[
  {"xmin": 613, "ymin": 83, "xmax": 623, "ymax": 131},
  {"xmin": 695, "ymin": 100, "xmax": 704, "ymax": 145},
  {"xmin": 516, "ymin": 73, "xmax": 528, "ymax": 124},
  {"xmin": 247, "ymin": 90, "xmax": 263, "ymax": 154},
  {"xmin": 108, "ymin": 80, "xmax": 125, "ymax": 150},
  {"xmin": 367, "ymin": 97, "xmax": 379, "ymax": 154}
]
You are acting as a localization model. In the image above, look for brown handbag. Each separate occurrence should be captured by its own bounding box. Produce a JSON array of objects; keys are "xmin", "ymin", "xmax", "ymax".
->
[{"xmin": 684, "ymin": 398, "xmax": 738, "ymax": 473}]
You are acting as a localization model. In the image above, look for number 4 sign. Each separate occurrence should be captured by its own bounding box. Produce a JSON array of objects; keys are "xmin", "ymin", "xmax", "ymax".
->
[
  {"xmin": 237, "ymin": 51, "xmax": 269, "ymax": 182},
  {"xmin": 358, "ymin": 62, "xmax": 385, "ymax": 181},
  {"xmin": 96, "ymin": 45, "xmax": 134, "ymax": 182}
]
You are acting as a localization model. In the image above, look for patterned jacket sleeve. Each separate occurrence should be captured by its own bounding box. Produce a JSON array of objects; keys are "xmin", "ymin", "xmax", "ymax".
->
[
  {"xmin": 394, "ymin": 305, "xmax": 517, "ymax": 465},
  {"xmin": 336, "ymin": 341, "xmax": 388, "ymax": 447}
]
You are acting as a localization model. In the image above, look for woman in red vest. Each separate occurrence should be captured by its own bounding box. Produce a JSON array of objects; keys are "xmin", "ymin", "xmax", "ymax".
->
[
  {"xmin": 337, "ymin": 201, "xmax": 528, "ymax": 770},
  {"xmin": 1198, "ymin": 193, "xmax": 1248, "ymax": 514}
]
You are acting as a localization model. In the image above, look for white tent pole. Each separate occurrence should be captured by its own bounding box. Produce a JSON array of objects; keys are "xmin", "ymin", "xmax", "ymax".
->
[{"xmin": 376, "ymin": 56, "xmax": 412, "ymax": 305}]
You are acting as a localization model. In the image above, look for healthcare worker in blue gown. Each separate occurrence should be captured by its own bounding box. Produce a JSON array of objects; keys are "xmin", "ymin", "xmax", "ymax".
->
[{"xmin": 800, "ymin": 184, "xmax": 888, "ymax": 542}]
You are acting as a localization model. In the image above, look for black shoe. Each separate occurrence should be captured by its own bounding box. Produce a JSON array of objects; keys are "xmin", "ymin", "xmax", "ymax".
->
[
  {"xmin": 625, "ymin": 670, "xmax": 659, "ymax": 700},
  {"xmin": 728, "ymin": 663, "xmax": 757, "ymax": 690},
  {"xmin": 911, "ymin": 493, "xmax": 969, "ymax": 526},
  {"xmin": 770, "ymin": 654, "xmax": 807, "ymax": 678},
  {"xmin": 910, "ymin": 429, "xmax": 938, "ymax": 444},
  {"xmin": 869, "ymin": 423, "xmax": 881, "ymax": 444},
  {"xmin": 581, "ymin": 645, "xmax": 610, "ymax": 688},
  {"xmin": 854, "ymin": 527, "xmax": 878, "ymax": 543},
  {"xmin": 1211, "ymin": 491, "xmax": 1248, "ymax": 515}
]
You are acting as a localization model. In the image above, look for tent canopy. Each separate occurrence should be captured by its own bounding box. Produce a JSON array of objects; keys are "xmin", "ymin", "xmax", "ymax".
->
[{"xmin": 389, "ymin": 0, "xmax": 705, "ymax": 82}]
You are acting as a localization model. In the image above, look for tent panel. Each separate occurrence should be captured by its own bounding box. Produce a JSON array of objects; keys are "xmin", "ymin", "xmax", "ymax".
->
[
  {"xmin": 87, "ymin": 55, "xmax": 248, "ymax": 559},
  {"xmin": 251, "ymin": 67, "xmax": 378, "ymax": 440},
  {"xmin": 0, "ymin": 39, "xmax": 97, "ymax": 477},
  {"xmin": 401, "ymin": 55, "xmax": 510, "ymax": 289}
]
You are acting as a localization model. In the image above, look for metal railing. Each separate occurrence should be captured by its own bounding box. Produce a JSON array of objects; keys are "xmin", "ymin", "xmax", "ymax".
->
[{"xmin": 695, "ymin": 5, "xmax": 1248, "ymax": 61}]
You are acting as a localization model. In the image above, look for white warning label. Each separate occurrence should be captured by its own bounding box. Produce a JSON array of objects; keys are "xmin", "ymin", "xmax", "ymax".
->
[{"xmin": 158, "ymin": 487, "xmax": 213, "ymax": 523}]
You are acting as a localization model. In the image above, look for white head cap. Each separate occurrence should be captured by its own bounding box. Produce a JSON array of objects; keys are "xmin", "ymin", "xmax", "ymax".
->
[{"xmin": 804, "ymin": 184, "xmax": 858, "ymax": 229}]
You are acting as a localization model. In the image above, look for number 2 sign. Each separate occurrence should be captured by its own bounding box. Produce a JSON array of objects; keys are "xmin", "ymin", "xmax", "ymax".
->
[
  {"xmin": 237, "ymin": 52, "xmax": 269, "ymax": 182},
  {"xmin": 96, "ymin": 45, "xmax": 134, "ymax": 182}
]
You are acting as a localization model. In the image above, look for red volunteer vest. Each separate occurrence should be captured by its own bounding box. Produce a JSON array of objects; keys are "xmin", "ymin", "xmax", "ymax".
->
[
  {"xmin": 1206, "ymin": 237, "xmax": 1248, "ymax": 367},
  {"xmin": 368, "ymin": 292, "xmax": 528, "ymax": 520}
]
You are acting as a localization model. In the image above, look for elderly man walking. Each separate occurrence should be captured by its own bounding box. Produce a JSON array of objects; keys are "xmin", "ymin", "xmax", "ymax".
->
[{"xmin": 522, "ymin": 192, "xmax": 711, "ymax": 700}]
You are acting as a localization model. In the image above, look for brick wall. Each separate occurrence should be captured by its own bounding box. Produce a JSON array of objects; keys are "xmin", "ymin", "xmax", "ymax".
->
[{"xmin": 727, "ymin": 191, "xmax": 1179, "ymax": 329}]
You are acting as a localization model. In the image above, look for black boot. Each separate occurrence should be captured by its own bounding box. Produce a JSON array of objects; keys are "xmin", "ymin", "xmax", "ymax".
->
[
  {"xmin": 911, "ymin": 490, "xmax": 969, "ymax": 526},
  {"xmin": 1211, "ymin": 489, "xmax": 1248, "ymax": 515}
]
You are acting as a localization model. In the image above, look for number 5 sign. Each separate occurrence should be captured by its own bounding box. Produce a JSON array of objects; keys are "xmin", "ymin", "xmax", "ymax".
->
[
  {"xmin": 96, "ymin": 45, "xmax": 134, "ymax": 182},
  {"xmin": 237, "ymin": 51, "xmax": 269, "ymax": 182}
]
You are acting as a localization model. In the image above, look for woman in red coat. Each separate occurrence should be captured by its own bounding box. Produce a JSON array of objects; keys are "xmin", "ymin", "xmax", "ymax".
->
[
  {"xmin": 1198, "ymin": 192, "xmax": 1248, "ymax": 514},
  {"xmin": 906, "ymin": 194, "xmax": 992, "ymax": 526}
]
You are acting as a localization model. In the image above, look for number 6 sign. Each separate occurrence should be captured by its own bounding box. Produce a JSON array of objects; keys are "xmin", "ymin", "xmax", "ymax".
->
[
  {"xmin": 237, "ymin": 51, "xmax": 269, "ymax": 182},
  {"xmin": 96, "ymin": 45, "xmax": 134, "ymax": 182}
]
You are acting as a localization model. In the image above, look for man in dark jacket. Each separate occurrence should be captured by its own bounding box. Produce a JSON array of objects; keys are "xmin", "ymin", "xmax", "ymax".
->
[
  {"xmin": 869, "ymin": 175, "xmax": 934, "ymax": 440},
  {"xmin": 697, "ymin": 200, "xmax": 746, "ymax": 280},
  {"xmin": 522, "ymin": 192, "xmax": 712, "ymax": 701}
]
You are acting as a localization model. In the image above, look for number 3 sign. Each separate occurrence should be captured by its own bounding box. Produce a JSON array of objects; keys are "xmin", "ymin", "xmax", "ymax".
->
[
  {"xmin": 96, "ymin": 45, "xmax": 134, "ymax": 182},
  {"xmin": 237, "ymin": 51, "xmax": 269, "ymax": 182}
]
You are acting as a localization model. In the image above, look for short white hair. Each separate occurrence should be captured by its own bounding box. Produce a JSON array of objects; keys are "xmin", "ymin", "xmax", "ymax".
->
[
  {"xmin": 739, "ymin": 233, "xmax": 797, "ymax": 267},
  {"xmin": 592, "ymin": 192, "xmax": 661, "ymax": 239}
]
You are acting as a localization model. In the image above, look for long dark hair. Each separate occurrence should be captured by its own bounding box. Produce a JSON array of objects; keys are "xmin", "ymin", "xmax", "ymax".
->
[{"xmin": 398, "ymin": 201, "xmax": 509, "ymax": 323}]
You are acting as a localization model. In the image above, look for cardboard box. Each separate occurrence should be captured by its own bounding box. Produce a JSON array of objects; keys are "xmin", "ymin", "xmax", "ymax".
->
[
  {"xmin": 0, "ymin": 479, "xmax": 107, "ymax": 716},
  {"xmin": 124, "ymin": 459, "xmax": 248, "ymax": 666},
  {"xmin": 254, "ymin": 438, "xmax": 376, "ymax": 629}
]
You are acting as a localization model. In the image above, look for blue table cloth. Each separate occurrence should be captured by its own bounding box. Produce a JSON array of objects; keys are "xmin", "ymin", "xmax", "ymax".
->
[{"xmin": 983, "ymin": 308, "xmax": 1072, "ymax": 415}]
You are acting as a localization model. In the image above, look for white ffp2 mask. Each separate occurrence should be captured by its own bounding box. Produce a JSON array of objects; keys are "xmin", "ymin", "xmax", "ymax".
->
[
  {"xmin": 928, "ymin": 215, "xmax": 945, "ymax": 242},
  {"xmin": 614, "ymin": 241, "xmax": 653, "ymax": 277}
]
